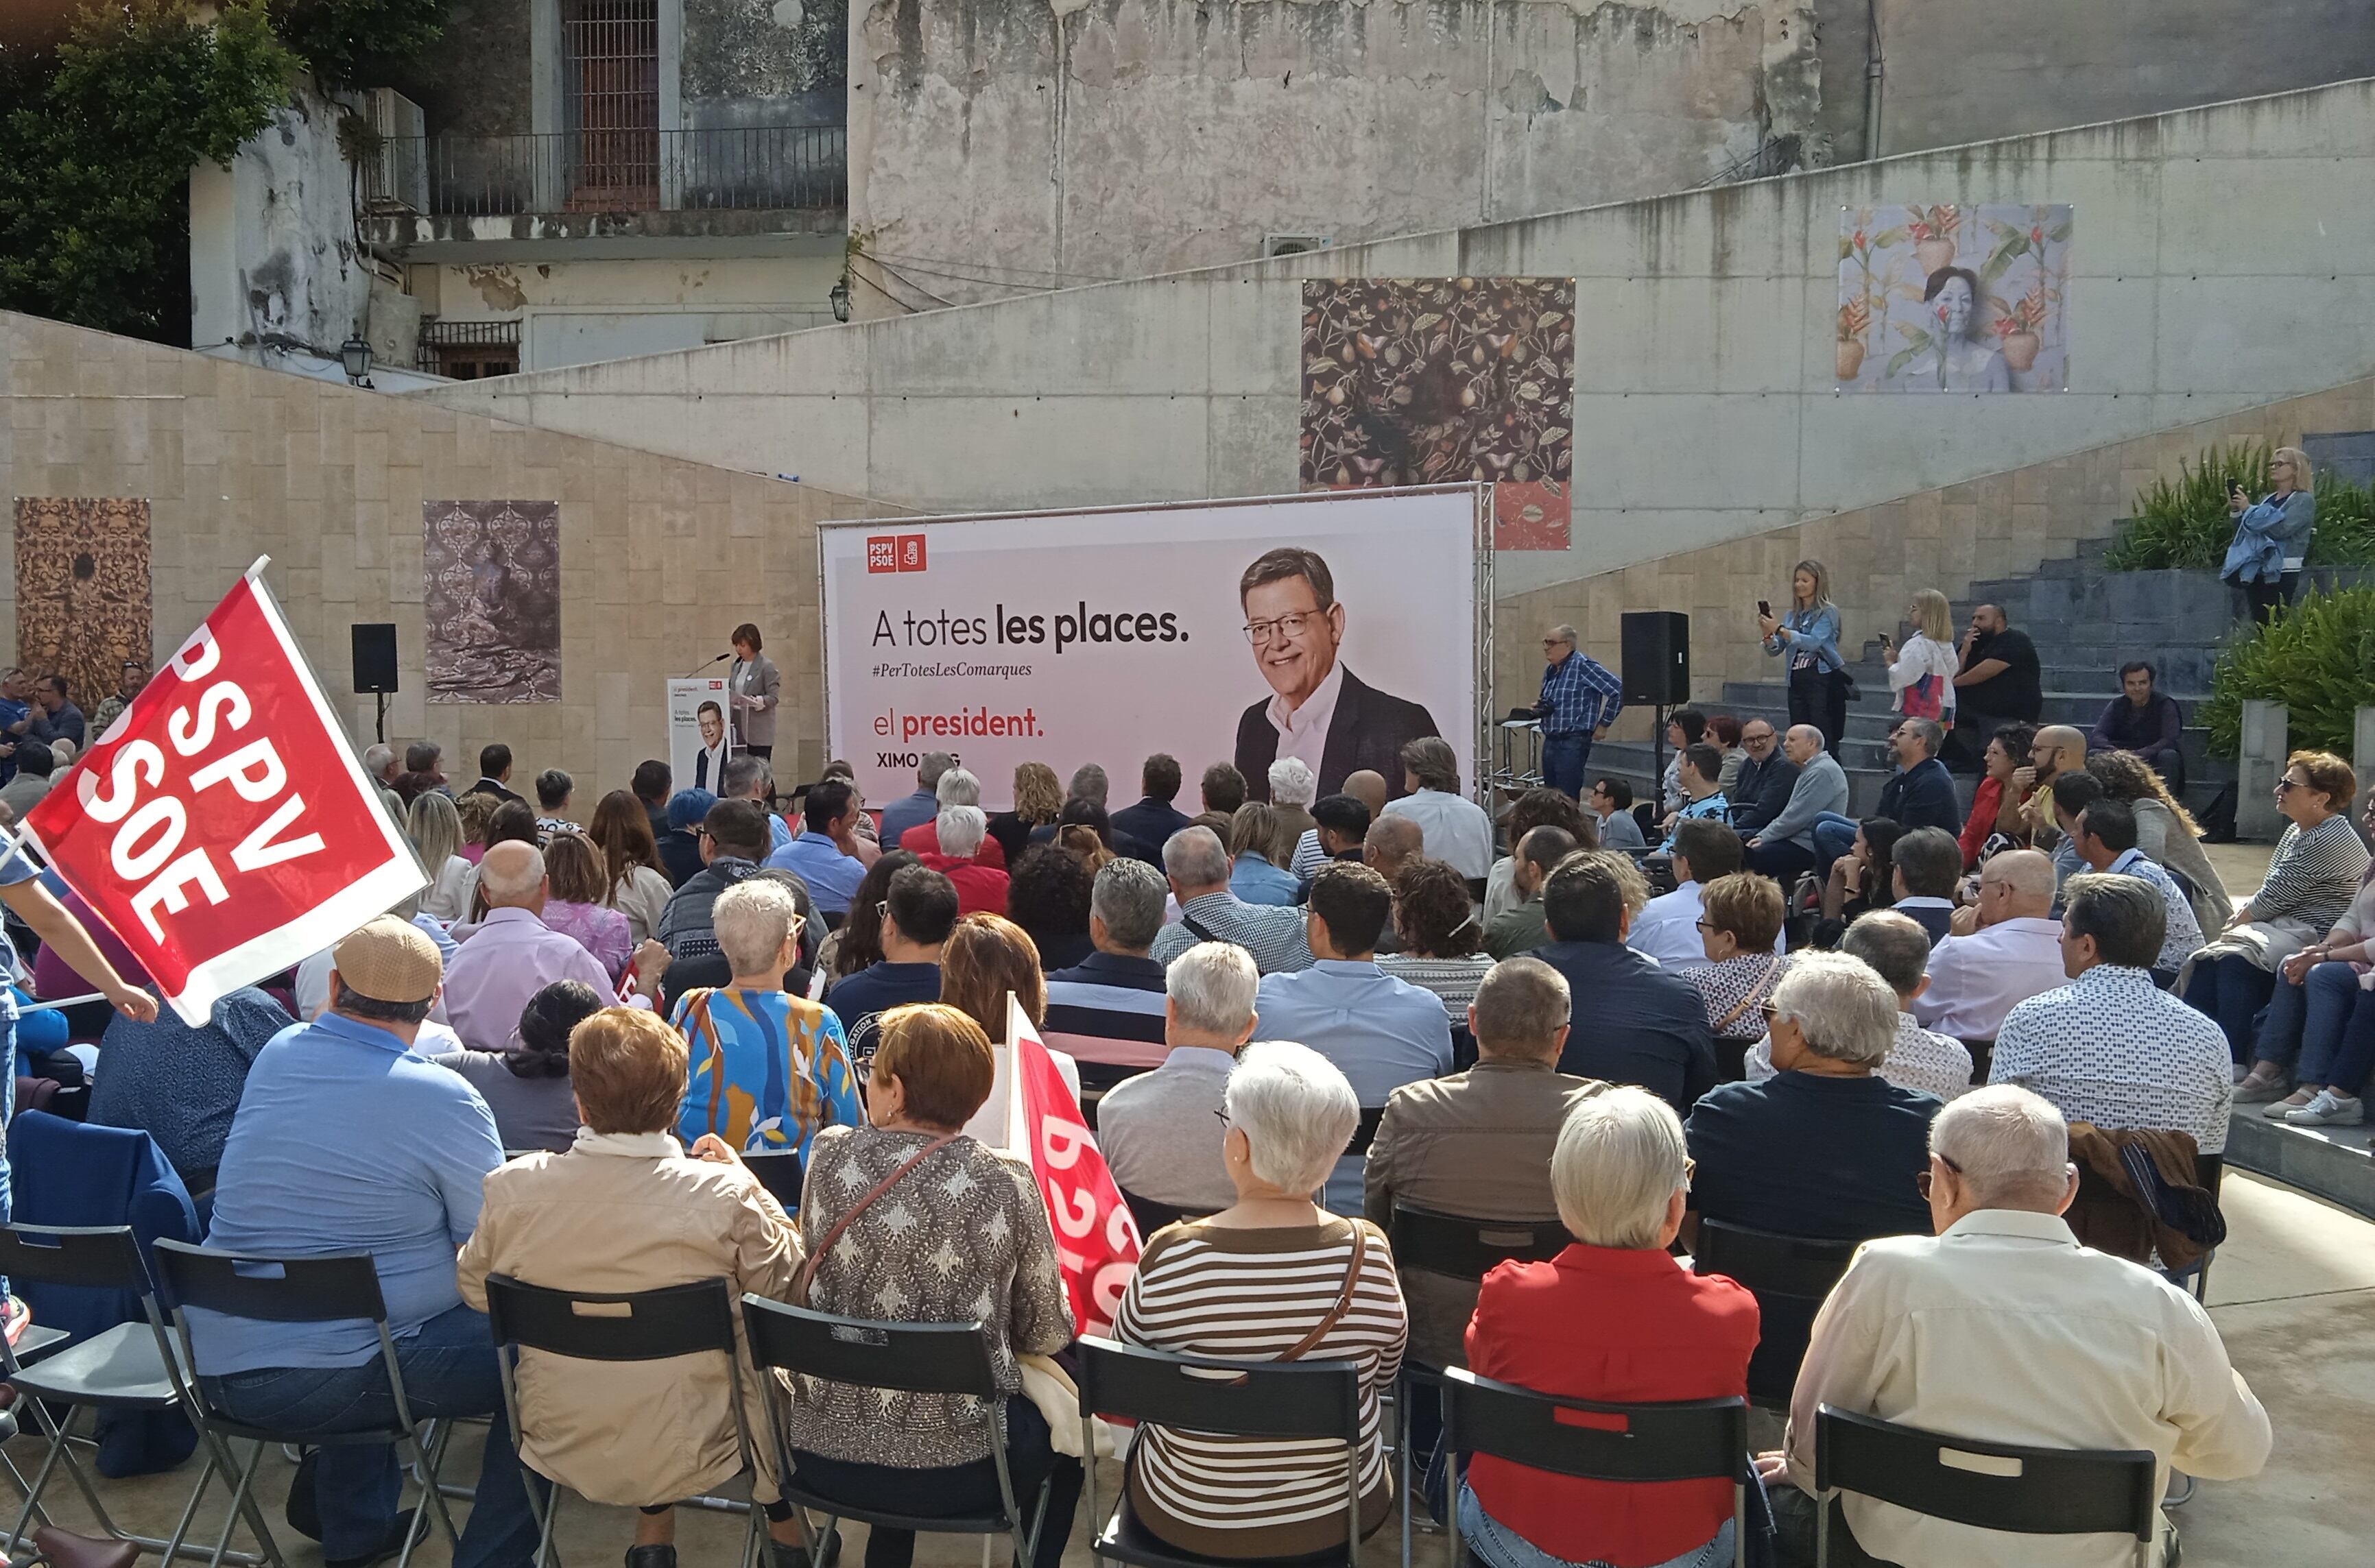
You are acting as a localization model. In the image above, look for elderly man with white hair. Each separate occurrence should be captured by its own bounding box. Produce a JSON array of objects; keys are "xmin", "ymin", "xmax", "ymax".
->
[
  {"xmin": 440, "ymin": 839, "xmax": 615, "ymax": 1052},
  {"xmin": 1095, "ymin": 941, "xmax": 1260, "ymax": 1214},
  {"xmin": 1748, "ymin": 912, "xmax": 1972, "ymax": 1100},
  {"xmin": 1149, "ymin": 825, "xmax": 1314, "ymax": 974},
  {"xmin": 1764, "ymin": 1085, "xmax": 2270, "ymax": 1568},
  {"xmin": 1267, "ymin": 755, "xmax": 1321, "ymax": 861},
  {"xmin": 1461, "ymin": 1087, "xmax": 1756, "ymax": 1568},
  {"xmin": 916, "ymin": 802, "xmax": 1011, "ymax": 915},
  {"xmin": 1112, "ymin": 1041, "xmax": 1407, "ymax": 1562}
]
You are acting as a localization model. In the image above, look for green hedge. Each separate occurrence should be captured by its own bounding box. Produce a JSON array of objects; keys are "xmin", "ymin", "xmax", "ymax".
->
[
  {"xmin": 2105, "ymin": 441, "xmax": 2375, "ymax": 571},
  {"xmin": 2201, "ymin": 586, "xmax": 2375, "ymax": 759}
]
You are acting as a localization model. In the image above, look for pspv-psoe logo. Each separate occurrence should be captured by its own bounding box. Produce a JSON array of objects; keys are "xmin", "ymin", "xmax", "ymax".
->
[{"xmin": 866, "ymin": 534, "xmax": 928, "ymax": 573}]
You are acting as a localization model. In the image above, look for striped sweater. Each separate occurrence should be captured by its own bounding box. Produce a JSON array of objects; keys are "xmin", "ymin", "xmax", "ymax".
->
[{"xmin": 1112, "ymin": 1215, "xmax": 1406, "ymax": 1558}]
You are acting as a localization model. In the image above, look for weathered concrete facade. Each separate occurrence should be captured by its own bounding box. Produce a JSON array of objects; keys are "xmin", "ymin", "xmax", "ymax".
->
[{"xmin": 846, "ymin": 0, "xmax": 1822, "ymax": 306}]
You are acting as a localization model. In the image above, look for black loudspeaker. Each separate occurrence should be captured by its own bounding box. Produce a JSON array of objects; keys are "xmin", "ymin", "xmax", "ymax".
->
[
  {"xmin": 1619, "ymin": 612, "xmax": 1691, "ymax": 705},
  {"xmin": 351, "ymin": 623, "xmax": 399, "ymax": 695}
]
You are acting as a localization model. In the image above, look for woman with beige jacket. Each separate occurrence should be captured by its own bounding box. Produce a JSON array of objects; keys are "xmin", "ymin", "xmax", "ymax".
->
[{"xmin": 457, "ymin": 1007, "xmax": 813, "ymax": 1568}]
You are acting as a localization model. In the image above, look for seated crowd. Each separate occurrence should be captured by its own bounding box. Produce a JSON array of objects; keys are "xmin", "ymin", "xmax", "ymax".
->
[{"xmin": 1, "ymin": 711, "xmax": 2318, "ymax": 1568}]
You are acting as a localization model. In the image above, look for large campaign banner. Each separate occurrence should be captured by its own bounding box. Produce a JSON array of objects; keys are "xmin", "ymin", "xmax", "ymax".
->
[{"xmin": 820, "ymin": 488, "xmax": 1485, "ymax": 812}]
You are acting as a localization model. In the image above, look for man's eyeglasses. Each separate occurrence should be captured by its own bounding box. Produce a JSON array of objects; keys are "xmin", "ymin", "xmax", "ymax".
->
[
  {"xmin": 1915, "ymin": 1153, "xmax": 1964, "ymax": 1199},
  {"xmin": 1243, "ymin": 613, "xmax": 1319, "ymax": 644}
]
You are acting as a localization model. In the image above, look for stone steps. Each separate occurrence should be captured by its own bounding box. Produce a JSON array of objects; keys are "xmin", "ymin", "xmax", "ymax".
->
[{"xmin": 2225, "ymin": 1106, "xmax": 2375, "ymax": 1220}]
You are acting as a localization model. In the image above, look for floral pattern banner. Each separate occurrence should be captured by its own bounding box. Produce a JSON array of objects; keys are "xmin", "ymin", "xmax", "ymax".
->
[
  {"xmin": 13, "ymin": 498, "xmax": 152, "ymax": 713},
  {"xmin": 1837, "ymin": 204, "xmax": 2073, "ymax": 392},
  {"xmin": 422, "ymin": 500, "xmax": 562, "ymax": 703},
  {"xmin": 1300, "ymin": 277, "xmax": 1576, "ymax": 551}
]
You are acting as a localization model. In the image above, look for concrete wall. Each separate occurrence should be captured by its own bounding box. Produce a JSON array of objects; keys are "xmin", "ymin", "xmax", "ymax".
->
[
  {"xmin": 1, "ymin": 312, "xmax": 897, "ymax": 790},
  {"xmin": 421, "ymin": 77, "xmax": 2375, "ymax": 594},
  {"xmin": 190, "ymin": 84, "xmax": 379, "ymax": 366},
  {"xmin": 1859, "ymin": 0, "xmax": 2375, "ymax": 159},
  {"xmin": 410, "ymin": 253, "xmax": 845, "ymax": 372},
  {"xmin": 846, "ymin": 0, "xmax": 1819, "ymax": 307}
]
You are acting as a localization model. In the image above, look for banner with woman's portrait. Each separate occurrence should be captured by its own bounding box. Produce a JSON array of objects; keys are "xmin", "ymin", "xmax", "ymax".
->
[{"xmin": 1837, "ymin": 204, "xmax": 2073, "ymax": 392}]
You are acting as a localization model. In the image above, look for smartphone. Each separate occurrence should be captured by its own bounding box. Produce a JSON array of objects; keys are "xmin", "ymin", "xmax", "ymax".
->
[{"xmin": 1756, "ymin": 600, "xmax": 1772, "ymax": 619}]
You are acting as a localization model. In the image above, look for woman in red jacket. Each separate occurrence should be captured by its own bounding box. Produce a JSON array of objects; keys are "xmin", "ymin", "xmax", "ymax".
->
[
  {"xmin": 1460, "ymin": 1087, "xmax": 1760, "ymax": 1568},
  {"xmin": 1957, "ymin": 722, "xmax": 2037, "ymax": 870}
]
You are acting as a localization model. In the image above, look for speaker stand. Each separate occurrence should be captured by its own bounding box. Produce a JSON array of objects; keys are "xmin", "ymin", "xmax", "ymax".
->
[
  {"xmin": 1650, "ymin": 703, "xmax": 1669, "ymax": 818},
  {"xmin": 374, "ymin": 690, "xmax": 388, "ymax": 745}
]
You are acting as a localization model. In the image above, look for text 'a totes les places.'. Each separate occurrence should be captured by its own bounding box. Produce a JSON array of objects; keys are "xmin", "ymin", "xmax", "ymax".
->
[{"xmin": 866, "ymin": 535, "xmax": 927, "ymax": 573}]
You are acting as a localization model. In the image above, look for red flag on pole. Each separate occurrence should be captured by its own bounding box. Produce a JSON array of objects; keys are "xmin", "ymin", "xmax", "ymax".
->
[
  {"xmin": 19, "ymin": 561, "xmax": 427, "ymax": 1025},
  {"xmin": 1002, "ymin": 997, "xmax": 1143, "ymax": 1338}
]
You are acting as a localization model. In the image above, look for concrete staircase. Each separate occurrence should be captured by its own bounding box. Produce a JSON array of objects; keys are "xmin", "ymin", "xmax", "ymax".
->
[{"xmin": 1584, "ymin": 537, "xmax": 2258, "ymax": 813}]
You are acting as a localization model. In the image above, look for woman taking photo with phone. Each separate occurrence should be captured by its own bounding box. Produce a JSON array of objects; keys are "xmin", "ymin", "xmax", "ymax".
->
[
  {"xmin": 2221, "ymin": 447, "xmax": 2315, "ymax": 624},
  {"xmin": 1758, "ymin": 560, "xmax": 1848, "ymax": 753}
]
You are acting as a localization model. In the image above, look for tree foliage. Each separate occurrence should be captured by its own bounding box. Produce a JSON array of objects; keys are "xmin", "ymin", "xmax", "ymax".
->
[
  {"xmin": 2201, "ymin": 587, "xmax": 2375, "ymax": 760},
  {"xmin": 0, "ymin": 1, "xmax": 300, "ymax": 343},
  {"xmin": 272, "ymin": 0, "xmax": 446, "ymax": 87}
]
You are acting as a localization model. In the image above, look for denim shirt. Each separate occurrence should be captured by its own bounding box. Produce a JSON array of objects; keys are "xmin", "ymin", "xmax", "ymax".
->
[{"xmin": 1764, "ymin": 604, "xmax": 1843, "ymax": 676}]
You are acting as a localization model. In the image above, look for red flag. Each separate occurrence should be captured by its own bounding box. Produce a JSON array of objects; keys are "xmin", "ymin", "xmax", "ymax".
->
[
  {"xmin": 20, "ymin": 562, "xmax": 427, "ymax": 1025},
  {"xmin": 1005, "ymin": 998, "xmax": 1142, "ymax": 1338}
]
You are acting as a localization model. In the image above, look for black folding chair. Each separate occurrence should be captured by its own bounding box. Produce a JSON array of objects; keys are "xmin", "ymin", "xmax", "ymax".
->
[
  {"xmin": 0, "ymin": 1225, "xmax": 262, "ymax": 1567},
  {"xmin": 1813, "ymin": 1405, "xmax": 2160, "ymax": 1568},
  {"xmin": 1386, "ymin": 1206, "xmax": 1569, "ymax": 1563},
  {"xmin": 1074, "ymin": 1335, "xmax": 1365, "ymax": 1567},
  {"xmin": 741, "ymin": 1296, "xmax": 1051, "ymax": 1568},
  {"xmin": 1119, "ymin": 1191, "xmax": 1197, "ymax": 1238},
  {"xmin": 1440, "ymin": 1368, "xmax": 1748, "ymax": 1567},
  {"xmin": 149, "ymin": 1240, "xmax": 463, "ymax": 1568},
  {"xmin": 484, "ymin": 1275, "xmax": 761, "ymax": 1568},
  {"xmin": 1691, "ymin": 1220, "xmax": 1860, "ymax": 1408},
  {"xmin": 741, "ymin": 1151, "xmax": 806, "ymax": 1213}
]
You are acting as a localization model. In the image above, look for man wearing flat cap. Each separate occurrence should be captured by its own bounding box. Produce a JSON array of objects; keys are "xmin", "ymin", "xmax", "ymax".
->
[{"xmin": 196, "ymin": 916, "xmax": 544, "ymax": 1568}]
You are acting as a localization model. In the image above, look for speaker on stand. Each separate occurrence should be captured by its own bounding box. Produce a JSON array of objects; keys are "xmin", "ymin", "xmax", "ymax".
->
[
  {"xmin": 351, "ymin": 623, "xmax": 398, "ymax": 743},
  {"xmin": 1620, "ymin": 612, "xmax": 1691, "ymax": 815}
]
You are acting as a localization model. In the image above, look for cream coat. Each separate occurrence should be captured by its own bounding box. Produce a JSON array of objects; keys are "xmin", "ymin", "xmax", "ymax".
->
[{"xmin": 457, "ymin": 1132, "xmax": 803, "ymax": 1506}]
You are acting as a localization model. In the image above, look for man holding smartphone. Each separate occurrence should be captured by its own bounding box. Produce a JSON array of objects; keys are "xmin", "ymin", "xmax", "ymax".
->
[{"xmin": 1534, "ymin": 625, "xmax": 1623, "ymax": 800}]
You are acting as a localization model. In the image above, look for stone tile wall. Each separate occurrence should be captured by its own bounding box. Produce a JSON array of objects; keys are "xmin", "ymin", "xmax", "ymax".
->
[{"xmin": 2, "ymin": 313, "xmax": 901, "ymax": 793}]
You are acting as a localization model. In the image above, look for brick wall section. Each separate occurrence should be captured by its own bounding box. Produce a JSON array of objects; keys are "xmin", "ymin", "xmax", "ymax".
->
[
  {"xmin": 1496, "ymin": 380, "xmax": 2375, "ymax": 738},
  {"xmin": 2, "ymin": 313, "xmax": 901, "ymax": 791}
]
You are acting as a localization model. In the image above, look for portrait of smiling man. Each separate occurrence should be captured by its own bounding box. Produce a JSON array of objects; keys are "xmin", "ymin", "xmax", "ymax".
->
[{"xmin": 1231, "ymin": 545, "xmax": 1441, "ymax": 800}]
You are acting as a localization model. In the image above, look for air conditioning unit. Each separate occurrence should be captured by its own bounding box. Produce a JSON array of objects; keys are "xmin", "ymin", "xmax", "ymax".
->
[
  {"xmin": 1264, "ymin": 233, "xmax": 1333, "ymax": 258},
  {"xmin": 360, "ymin": 87, "xmax": 428, "ymax": 215}
]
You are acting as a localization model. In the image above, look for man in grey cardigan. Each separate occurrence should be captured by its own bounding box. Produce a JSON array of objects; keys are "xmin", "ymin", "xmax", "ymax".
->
[{"xmin": 1743, "ymin": 725, "xmax": 1850, "ymax": 887}]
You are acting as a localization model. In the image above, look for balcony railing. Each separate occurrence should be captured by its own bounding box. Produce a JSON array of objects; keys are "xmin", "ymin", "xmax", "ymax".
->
[{"xmin": 363, "ymin": 124, "xmax": 847, "ymax": 219}]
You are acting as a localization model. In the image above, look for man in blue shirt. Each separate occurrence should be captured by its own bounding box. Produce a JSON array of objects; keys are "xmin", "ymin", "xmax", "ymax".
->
[
  {"xmin": 1252, "ymin": 863, "xmax": 1451, "ymax": 1215},
  {"xmin": 1533, "ymin": 855, "xmax": 1716, "ymax": 1109},
  {"xmin": 1533, "ymin": 625, "xmax": 1623, "ymax": 800},
  {"xmin": 876, "ymin": 751, "xmax": 953, "ymax": 847},
  {"xmin": 767, "ymin": 780, "xmax": 872, "ymax": 915},
  {"xmin": 0, "ymin": 667, "xmax": 27, "ymax": 784},
  {"xmin": 196, "ymin": 917, "xmax": 538, "ymax": 1568}
]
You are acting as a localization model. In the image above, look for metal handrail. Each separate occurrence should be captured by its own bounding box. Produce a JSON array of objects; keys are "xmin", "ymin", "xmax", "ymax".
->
[{"xmin": 361, "ymin": 123, "xmax": 848, "ymax": 217}]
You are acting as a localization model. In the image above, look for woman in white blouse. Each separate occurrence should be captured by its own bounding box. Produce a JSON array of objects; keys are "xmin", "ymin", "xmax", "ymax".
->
[
  {"xmin": 409, "ymin": 791, "xmax": 475, "ymax": 924},
  {"xmin": 1878, "ymin": 588, "xmax": 1960, "ymax": 725}
]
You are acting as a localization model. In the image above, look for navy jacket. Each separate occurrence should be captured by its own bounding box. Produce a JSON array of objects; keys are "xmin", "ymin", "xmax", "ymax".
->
[
  {"xmin": 1533, "ymin": 940, "xmax": 1718, "ymax": 1111},
  {"xmin": 1110, "ymin": 797, "xmax": 1193, "ymax": 854},
  {"xmin": 1728, "ymin": 754, "xmax": 1801, "ymax": 836},
  {"xmin": 1876, "ymin": 757, "xmax": 1959, "ymax": 832}
]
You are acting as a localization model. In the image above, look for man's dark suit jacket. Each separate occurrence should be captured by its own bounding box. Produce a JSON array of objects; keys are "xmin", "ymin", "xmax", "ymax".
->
[
  {"xmin": 1234, "ymin": 666, "xmax": 1440, "ymax": 801},
  {"xmin": 1028, "ymin": 820, "xmax": 1160, "ymax": 869},
  {"xmin": 1728, "ymin": 754, "xmax": 1800, "ymax": 836},
  {"xmin": 1533, "ymin": 939, "xmax": 1719, "ymax": 1111},
  {"xmin": 464, "ymin": 777, "xmax": 524, "ymax": 806},
  {"xmin": 1110, "ymin": 797, "xmax": 1193, "ymax": 854}
]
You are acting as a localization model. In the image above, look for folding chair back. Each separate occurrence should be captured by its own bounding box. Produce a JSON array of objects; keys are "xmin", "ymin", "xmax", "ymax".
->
[
  {"xmin": 1813, "ymin": 1406, "xmax": 2158, "ymax": 1568},
  {"xmin": 484, "ymin": 1275, "xmax": 739, "ymax": 1364},
  {"xmin": 0, "ymin": 1224, "xmax": 150, "ymax": 1300},
  {"xmin": 150, "ymin": 1240, "xmax": 388, "ymax": 1326},
  {"xmin": 1075, "ymin": 1336, "xmax": 1365, "ymax": 1567},
  {"xmin": 1691, "ymin": 1219, "xmax": 1859, "ymax": 1406},
  {"xmin": 1442, "ymin": 1369, "xmax": 1747, "ymax": 1567},
  {"xmin": 1389, "ymin": 1206, "xmax": 1567, "ymax": 1283},
  {"xmin": 741, "ymin": 1296, "xmax": 999, "ymax": 1397},
  {"xmin": 741, "ymin": 1151, "xmax": 805, "ymax": 1211},
  {"xmin": 740, "ymin": 1299, "xmax": 1042, "ymax": 1567}
]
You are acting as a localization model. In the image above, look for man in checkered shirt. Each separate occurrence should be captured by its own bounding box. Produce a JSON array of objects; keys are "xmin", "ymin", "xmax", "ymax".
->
[{"xmin": 1533, "ymin": 625, "xmax": 1623, "ymax": 800}]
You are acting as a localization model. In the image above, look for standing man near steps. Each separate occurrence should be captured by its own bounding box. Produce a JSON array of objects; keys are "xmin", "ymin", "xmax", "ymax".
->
[{"xmin": 1533, "ymin": 625, "xmax": 1623, "ymax": 801}]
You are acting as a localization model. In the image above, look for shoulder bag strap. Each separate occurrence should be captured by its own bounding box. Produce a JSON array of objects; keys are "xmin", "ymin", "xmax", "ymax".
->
[
  {"xmin": 1181, "ymin": 913, "xmax": 1219, "ymax": 945},
  {"xmin": 1712, "ymin": 957, "xmax": 1786, "ymax": 1035},
  {"xmin": 791, "ymin": 1133, "xmax": 960, "ymax": 1307}
]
